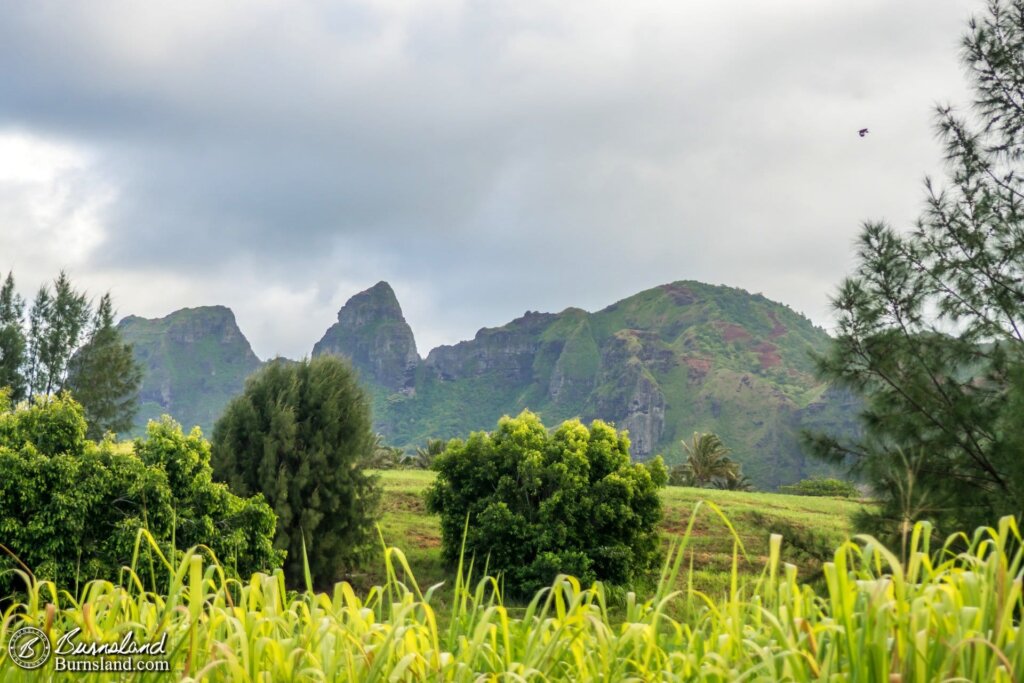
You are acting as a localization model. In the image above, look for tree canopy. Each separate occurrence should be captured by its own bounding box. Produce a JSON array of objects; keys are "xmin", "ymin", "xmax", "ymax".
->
[
  {"xmin": 0, "ymin": 271, "xmax": 142, "ymax": 437},
  {"xmin": 65, "ymin": 293, "xmax": 143, "ymax": 439},
  {"xmin": 211, "ymin": 356, "xmax": 382, "ymax": 587},
  {"xmin": 425, "ymin": 410, "xmax": 668, "ymax": 595},
  {"xmin": 669, "ymin": 432, "xmax": 744, "ymax": 488},
  {"xmin": 0, "ymin": 273, "xmax": 27, "ymax": 402},
  {"xmin": 810, "ymin": 0, "xmax": 1024, "ymax": 538},
  {"xmin": 0, "ymin": 392, "xmax": 281, "ymax": 591}
]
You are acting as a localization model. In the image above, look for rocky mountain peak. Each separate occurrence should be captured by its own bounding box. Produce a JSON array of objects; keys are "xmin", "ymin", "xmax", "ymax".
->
[
  {"xmin": 119, "ymin": 306, "xmax": 256, "ymax": 355},
  {"xmin": 336, "ymin": 281, "xmax": 406, "ymax": 327},
  {"xmin": 313, "ymin": 282, "xmax": 420, "ymax": 392}
]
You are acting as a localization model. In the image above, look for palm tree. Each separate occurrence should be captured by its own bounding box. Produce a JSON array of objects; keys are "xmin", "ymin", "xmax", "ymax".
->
[
  {"xmin": 712, "ymin": 471, "xmax": 755, "ymax": 492},
  {"xmin": 671, "ymin": 432, "xmax": 738, "ymax": 488},
  {"xmin": 364, "ymin": 433, "xmax": 404, "ymax": 470},
  {"xmin": 410, "ymin": 438, "xmax": 446, "ymax": 470}
]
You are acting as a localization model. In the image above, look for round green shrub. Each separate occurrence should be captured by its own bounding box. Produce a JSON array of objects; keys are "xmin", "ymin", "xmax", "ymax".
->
[{"xmin": 426, "ymin": 410, "xmax": 668, "ymax": 595}]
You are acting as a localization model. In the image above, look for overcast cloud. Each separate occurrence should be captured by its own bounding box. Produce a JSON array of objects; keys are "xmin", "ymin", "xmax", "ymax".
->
[{"xmin": 0, "ymin": 0, "xmax": 978, "ymax": 358}]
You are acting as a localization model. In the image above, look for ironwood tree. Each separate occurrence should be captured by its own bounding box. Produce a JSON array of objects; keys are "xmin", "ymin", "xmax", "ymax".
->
[
  {"xmin": 211, "ymin": 356, "xmax": 381, "ymax": 587},
  {"xmin": 0, "ymin": 271, "xmax": 141, "ymax": 437},
  {"xmin": 66, "ymin": 293, "xmax": 143, "ymax": 439},
  {"xmin": 809, "ymin": 0, "xmax": 1024, "ymax": 539}
]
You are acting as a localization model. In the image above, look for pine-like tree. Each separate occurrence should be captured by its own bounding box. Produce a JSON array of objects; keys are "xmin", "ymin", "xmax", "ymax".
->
[
  {"xmin": 0, "ymin": 272, "xmax": 142, "ymax": 435},
  {"xmin": 26, "ymin": 271, "xmax": 90, "ymax": 398},
  {"xmin": 809, "ymin": 0, "xmax": 1024, "ymax": 538},
  {"xmin": 0, "ymin": 272, "xmax": 27, "ymax": 402},
  {"xmin": 211, "ymin": 356, "xmax": 381, "ymax": 587},
  {"xmin": 66, "ymin": 293, "xmax": 143, "ymax": 439}
]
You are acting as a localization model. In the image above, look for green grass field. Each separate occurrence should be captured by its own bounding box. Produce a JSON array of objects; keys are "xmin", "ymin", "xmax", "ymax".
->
[{"xmin": 367, "ymin": 470, "xmax": 867, "ymax": 602}]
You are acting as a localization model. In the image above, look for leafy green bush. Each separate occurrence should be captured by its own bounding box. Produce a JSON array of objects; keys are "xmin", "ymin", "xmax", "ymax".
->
[
  {"xmin": 778, "ymin": 477, "xmax": 859, "ymax": 498},
  {"xmin": 425, "ymin": 410, "xmax": 667, "ymax": 595},
  {"xmin": 0, "ymin": 393, "xmax": 281, "ymax": 592},
  {"xmin": 212, "ymin": 356, "xmax": 381, "ymax": 587}
]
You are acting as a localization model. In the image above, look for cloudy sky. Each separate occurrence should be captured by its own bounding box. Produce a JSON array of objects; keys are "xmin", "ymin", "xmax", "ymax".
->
[{"xmin": 0, "ymin": 0, "xmax": 978, "ymax": 359}]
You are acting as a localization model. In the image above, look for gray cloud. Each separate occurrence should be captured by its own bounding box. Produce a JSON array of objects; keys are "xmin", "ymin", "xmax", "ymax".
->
[{"xmin": 0, "ymin": 0, "xmax": 978, "ymax": 356}]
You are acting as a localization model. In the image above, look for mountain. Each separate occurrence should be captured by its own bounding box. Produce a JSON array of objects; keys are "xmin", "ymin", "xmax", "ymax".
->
[
  {"xmin": 312, "ymin": 281, "xmax": 419, "ymax": 392},
  {"xmin": 115, "ymin": 281, "xmax": 856, "ymax": 487},
  {"xmin": 313, "ymin": 280, "xmax": 858, "ymax": 488},
  {"xmin": 118, "ymin": 306, "xmax": 263, "ymax": 436}
]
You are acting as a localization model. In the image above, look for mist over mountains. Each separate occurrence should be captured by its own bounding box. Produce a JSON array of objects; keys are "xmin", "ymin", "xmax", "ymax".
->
[{"xmin": 119, "ymin": 280, "xmax": 857, "ymax": 488}]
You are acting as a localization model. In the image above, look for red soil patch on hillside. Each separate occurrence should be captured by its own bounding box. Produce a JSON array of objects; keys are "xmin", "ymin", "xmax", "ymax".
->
[
  {"xmin": 684, "ymin": 356, "xmax": 713, "ymax": 379},
  {"xmin": 717, "ymin": 322, "xmax": 751, "ymax": 342},
  {"xmin": 754, "ymin": 341, "xmax": 782, "ymax": 368},
  {"xmin": 660, "ymin": 283, "xmax": 696, "ymax": 305},
  {"xmin": 767, "ymin": 311, "xmax": 787, "ymax": 338}
]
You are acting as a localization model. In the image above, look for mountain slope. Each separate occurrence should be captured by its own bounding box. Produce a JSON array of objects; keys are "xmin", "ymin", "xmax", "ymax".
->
[
  {"xmin": 314, "ymin": 280, "xmax": 856, "ymax": 488},
  {"xmin": 118, "ymin": 306, "xmax": 262, "ymax": 436},
  {"xmin": 117, "ymin": 281, "xmax": 855, "ymax": 487}
]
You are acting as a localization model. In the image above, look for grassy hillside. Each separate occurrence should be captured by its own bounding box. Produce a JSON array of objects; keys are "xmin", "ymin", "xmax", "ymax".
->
[{"xmin": 365, "ymin": 470, "xmax": 866, "ymax": 601}]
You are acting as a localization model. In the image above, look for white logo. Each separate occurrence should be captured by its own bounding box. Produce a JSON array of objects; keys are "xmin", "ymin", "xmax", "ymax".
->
[{"xmin": 7, "ymin": 626, "xmax": 52, "ymax": 670}]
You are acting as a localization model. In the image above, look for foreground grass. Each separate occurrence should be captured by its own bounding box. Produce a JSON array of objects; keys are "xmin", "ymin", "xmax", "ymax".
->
[
  {"xmin": 1, "ymin": 512, "xmax": 1020, "ymax": 681},
  {"xmin": 370, "ymin": 470, "xmax": 865, "ymax": 599}
]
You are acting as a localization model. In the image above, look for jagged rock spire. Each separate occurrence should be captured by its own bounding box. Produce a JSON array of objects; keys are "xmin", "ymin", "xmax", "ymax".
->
[{"xmin": 312, "ymin": 282, "xmax": 420, "ymax": 392}]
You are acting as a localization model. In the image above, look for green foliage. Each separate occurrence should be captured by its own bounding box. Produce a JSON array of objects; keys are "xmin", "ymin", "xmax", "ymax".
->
[
  {"xmin": 410, "ymin": 437, "xmax": 446, "ymax": 469},
  {"xmin": 134, "ymin": 417, "xmax": 283, "ymax": 576},
  {"xmin": 0, "ymin": 272, "xmax": 142, "ymax": 438},
  {"xmin": 65, "ymin": 294, "xmax": 143, "ymax": 439},
  {"xmin": 668, "ymin": 468, "xmax": 692, "ymax": 487},
  {"xmin": 211, "ymin": 356, "xmax": 382, "ymax": 587},
  {"xmin": 25, "ymin": 271, "xmax": 91, "ymax": 398},
  {"xmin": 0, "ymin": 394, "xmax": 281, "ymax": 593},
  {"xmin": 375, "ymin": 469, "xmax": 864, "ymax": 603},
  {"xmin": 810, "ymin": 0, "xmax": 1024, "ymax": 536},
  {"xmin": 364, "ymin": 433, "xmax": 406, "ymax": 469},
  {"xmin": 4, "ymin": 512, "xmax": 1023, "ymax": 680},
  {"xmin": 0, "ymin": 272, "xmax": 27, "ymax": 402},
  {"xmin": 670, "ymin": 432, "xmax": 749, "ymax": 489},
  {"xmin": 711, "ymin": 472, "xmax": 755, "ymax": 491},
  {"xmin": 779, "ymin": 477, "xmax": 859, "ymax": 498},
  {"xmin": 425, "ymin": 410, "xmax": 667, "ymax": 595}
]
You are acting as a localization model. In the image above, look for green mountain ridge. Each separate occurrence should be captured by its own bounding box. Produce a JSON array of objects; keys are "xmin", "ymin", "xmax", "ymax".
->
[
  {"xmin": 118, "ymin": 306, "xmax": 262, "ymax": 436},
  {"xmin": 120, "ymin": 280, "xmax": 858, "ymax": 488},
  {"xmin": 312, "ymin": 280, "xmax": 857, "ymax": 488}
]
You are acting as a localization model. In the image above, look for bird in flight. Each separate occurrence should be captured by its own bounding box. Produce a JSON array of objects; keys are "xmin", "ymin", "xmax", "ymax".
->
[{"xmin": 858, "ymin": 128, "xmax": 869, "ymax": 137}]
